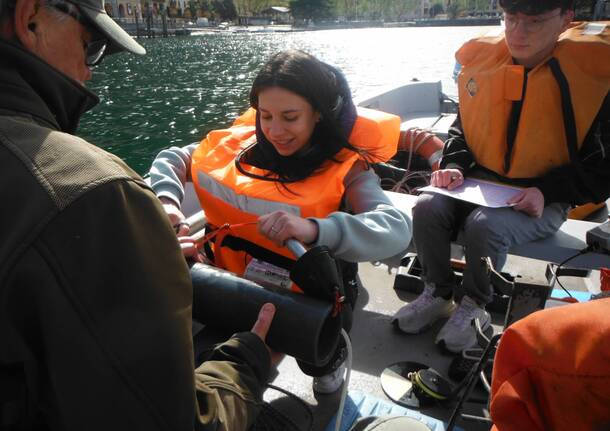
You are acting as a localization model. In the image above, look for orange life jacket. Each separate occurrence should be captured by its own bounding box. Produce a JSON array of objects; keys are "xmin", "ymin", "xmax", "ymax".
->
[
  {"xmin": 456, "ymin": 21, "xmax": 610, "ymax": 179},
  {"xmin": 190, "ymin": 107, "xmax": 400, "ymax": 277},
  {"xmin": 490, "ymin": 299, "xmax": 610, "ymax": 431}
]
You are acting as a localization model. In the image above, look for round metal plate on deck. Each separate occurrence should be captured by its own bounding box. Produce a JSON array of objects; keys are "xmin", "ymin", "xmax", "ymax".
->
[{"xmin": 380, "ymin": 361, "xmax": 428, "ymax": 408}]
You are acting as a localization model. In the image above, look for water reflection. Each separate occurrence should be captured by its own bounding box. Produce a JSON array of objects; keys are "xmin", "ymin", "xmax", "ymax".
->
[{"xmin": 80, "ymin": 26, "xmax": 498, "ymax": 174}]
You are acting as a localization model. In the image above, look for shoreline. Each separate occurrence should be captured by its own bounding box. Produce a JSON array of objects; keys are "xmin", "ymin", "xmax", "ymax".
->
[{"xmin": 118, "ymin": 17, "xmax": 503, "ymax": 38}]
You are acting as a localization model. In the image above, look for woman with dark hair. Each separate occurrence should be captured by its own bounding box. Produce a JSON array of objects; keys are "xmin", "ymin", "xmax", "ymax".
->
[{"xmin": 150, "ymin": 50, "xmax": 411, "ymax": 393}]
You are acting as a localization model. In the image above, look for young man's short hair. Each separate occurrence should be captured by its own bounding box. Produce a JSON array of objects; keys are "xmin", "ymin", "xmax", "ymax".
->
[{"xmin": 499, "ymin": 0, "xmax": 575, "ymax": 15}]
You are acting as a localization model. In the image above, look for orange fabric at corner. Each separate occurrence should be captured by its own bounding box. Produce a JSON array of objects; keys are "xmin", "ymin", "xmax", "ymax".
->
[{"xmin": 490, "ymin": 298, "xmax": 610, "ymax": 431}]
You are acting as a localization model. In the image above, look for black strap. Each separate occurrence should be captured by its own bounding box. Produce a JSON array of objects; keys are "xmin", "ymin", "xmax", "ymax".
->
[
  {"xmin": 503, "ymin": 72, "xmax": 528, "ymax": 174},
  {"xmin": 548, "ymin": 57, "xmax": 579, "ymax": 163},
  {"xmin": 217, "ymin": 234, "xmax": 296, "ymax": 271},
  {"xmin": 207, "ymin": 227, "xmax": 360, "ymax": 301}
]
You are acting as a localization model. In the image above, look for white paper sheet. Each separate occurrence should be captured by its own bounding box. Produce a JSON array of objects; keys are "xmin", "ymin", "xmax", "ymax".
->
[{"xmin": 419, "ymin": 178, "xmax": 523, "ymax": 208}]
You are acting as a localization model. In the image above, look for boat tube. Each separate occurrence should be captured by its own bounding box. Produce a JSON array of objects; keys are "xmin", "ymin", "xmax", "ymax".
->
[
  {"xmin": 191, "ymin": 262, "xmax": 342, "ymax": 366},
  {"xmin": 398, "ymin": 127, "xmax": 444, "ymax": 171}
]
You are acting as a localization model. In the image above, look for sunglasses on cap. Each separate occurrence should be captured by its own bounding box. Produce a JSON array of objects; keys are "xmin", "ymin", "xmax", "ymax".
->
[{"xmin": 46, "ymin": 0, "xmax": 108, "ymax": 66}]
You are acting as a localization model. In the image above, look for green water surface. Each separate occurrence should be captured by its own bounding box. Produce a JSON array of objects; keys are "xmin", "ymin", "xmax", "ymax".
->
[{"xmin": 79, "ymin": 27, "xmax": 490, "ymax": 174}]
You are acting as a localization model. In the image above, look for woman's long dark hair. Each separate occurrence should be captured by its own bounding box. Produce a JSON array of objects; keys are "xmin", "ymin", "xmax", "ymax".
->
[{"xmin": 237, "ymin": 50, "xmax": 365, "ymax": 183}]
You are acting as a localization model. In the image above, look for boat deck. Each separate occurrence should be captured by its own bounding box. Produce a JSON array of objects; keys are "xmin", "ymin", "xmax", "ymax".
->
[
  {"xmin": 259, "ymin": 258, "xmax": 556, "ymax": 431},
  {"xmin": 184, "ymin": 186, "xmax": 606, "ymax": 431}
]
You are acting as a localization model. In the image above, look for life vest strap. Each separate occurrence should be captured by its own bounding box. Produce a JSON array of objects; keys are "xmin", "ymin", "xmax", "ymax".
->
[
  {"xmin": 548, "ymin": 57, "xmax": 578, "ymax": 162},
  {"xmin": 201, "ymin": 223, "xmax": 297, "ymax": 271}
]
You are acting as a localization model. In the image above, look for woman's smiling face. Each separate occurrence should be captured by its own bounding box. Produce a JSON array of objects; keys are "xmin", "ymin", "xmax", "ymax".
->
[{"xmin": 257, "ymin": 86, "xmax": 320, "ymax": 157}]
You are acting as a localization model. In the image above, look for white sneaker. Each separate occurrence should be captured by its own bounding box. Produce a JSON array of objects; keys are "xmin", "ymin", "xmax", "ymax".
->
[
  {"xmin": 392, "ymin": 283, "xmax": 456, "ymax": 334},
  {"xmin": 436, "ymin": 295, "xmax": 491, "ymax": 354},
  {"xmin": 312, "ymin": 363, "xmax": 345, "ymax": 394}
]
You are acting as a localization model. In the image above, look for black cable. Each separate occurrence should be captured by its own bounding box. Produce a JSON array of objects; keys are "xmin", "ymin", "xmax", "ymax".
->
[
  {"xmin": 554, "ymin": 277, "xmax": 573, "ymax": 299},
  {"xmin": 251, "ymin": 384, "xmax": 314, "ymax": 431},
  {"xmin": 442, "ymin": 92, "xmax": 459, "ymax": 109},
  {"xmin": 554, "ymin": 246, "xmax": 592, "ymax": 299}
]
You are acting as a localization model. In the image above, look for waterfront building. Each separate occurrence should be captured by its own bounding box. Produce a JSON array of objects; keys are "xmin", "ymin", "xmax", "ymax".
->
[
  {"xmin": 238, "ymin": 5, "xmax": 292, "ymax": 26},
  {"xmin": 116, "ymin": 0, "xmax": 143, "ymax": 18},
  {"xmin": 104, "ymin": 0, "xmax": 172, "ymax": 21},
  {"xmin": 237, "ymin": 6, "xmax": 293, "ymax": 25},
  {"xmin": 261, "ymin": 6, "xmax": 292, "ymax": 24}
]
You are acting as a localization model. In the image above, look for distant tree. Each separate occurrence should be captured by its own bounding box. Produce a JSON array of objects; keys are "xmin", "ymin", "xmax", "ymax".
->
[
  {"xmin": 212, "ymin": 0, "xmax": 237, "ymax": 19},
  {"xmin": 198, "ymin": 0, "xmax": 213, "ymax": 17},
  {"xmin": 384, "ymin": 0, "xmax": 419, "ymax": 21},
  {"xmin": 188, "ymin": 0, "xmax": 198, "ymax": 17},
  {"xmin": 447, "ymin": 2, "xmax": 462, "ymax": 18},
  {"xmin": 429, "ymin": 2, "xmax": 443, "ymax": 17},
  {"xmin": 574, "ymin": 0, "xmax": 596, "ymax": 18},
  {"xmin": 290, "ymin": 0, "xmax": 334, "ymax": 21}
]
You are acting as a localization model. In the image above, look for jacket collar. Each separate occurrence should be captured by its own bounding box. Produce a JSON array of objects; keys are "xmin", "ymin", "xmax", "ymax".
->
[{"xmin": 0, "ymin": 39, "xmax": 99, "ymax": 134}]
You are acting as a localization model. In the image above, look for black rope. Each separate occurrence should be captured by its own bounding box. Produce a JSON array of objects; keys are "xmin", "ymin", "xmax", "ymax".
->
[
  {"xmin": 251, "ymin": 384, "xmax": 314, "ymax": 431},
  {"xmin": 441, "ymin": 92, "xmax": 459, "ymax": 109},
  {"xmin": 554, "ymin": 246, "xmax": 592, "ymax": 299}
]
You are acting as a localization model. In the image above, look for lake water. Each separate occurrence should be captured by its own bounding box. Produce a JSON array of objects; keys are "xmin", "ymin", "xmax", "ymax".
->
[{"xmin": 79, "ymin": 25, "xmax": 501, "ymax": 174}]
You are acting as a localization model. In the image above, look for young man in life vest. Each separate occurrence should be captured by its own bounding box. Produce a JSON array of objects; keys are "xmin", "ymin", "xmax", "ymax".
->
[{"xmin": 393, "ymin": 0, "xmax": 610, "ymax": 354}]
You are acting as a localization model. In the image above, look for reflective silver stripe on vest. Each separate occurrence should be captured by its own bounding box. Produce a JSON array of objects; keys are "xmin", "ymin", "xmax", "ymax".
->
[{"xmin": 197, "ymin": 171, "xmax": 302, "ymax": 217}]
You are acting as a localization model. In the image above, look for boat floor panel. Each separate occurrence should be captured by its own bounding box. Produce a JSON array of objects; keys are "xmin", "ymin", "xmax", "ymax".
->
[
  {"xmin": 263, "ymin": 263, "xmax": 503, "ymax": 431},
  {"xmin": 193, "ymin": 256, "xmax": 592, "ymax": 430}
]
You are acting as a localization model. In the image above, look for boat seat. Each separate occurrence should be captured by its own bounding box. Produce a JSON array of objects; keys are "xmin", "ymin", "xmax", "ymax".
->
[
  {"xmin": 385, "ymin": 191, "xmax": 610, "ymax": 270},
  {"xmin": 400, "ymin": 112, "xmax": 457, "ymax": 142},
  {"xmin": 181, "ymin": 183, "xmax": 609, "ymax": 269}
]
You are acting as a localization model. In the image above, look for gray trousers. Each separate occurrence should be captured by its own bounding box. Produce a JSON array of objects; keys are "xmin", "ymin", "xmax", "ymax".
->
[{"xmin": 412, "ymin": 193, "xmax": 569, "ymax": 304}]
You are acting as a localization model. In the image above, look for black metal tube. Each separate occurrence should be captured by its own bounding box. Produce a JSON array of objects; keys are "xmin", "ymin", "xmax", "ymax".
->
[{"xmin": 191, "ymin": 263, "xmax": 342, "ymax": 366}]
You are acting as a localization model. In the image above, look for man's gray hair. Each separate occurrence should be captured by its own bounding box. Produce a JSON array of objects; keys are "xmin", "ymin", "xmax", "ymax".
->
[{"xmin": 44, "ymin": 1, "xmax": 71, "ymax": 23}]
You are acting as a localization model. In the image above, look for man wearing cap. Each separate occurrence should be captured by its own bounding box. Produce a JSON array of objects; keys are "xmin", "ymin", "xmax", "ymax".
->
[{"xmin": 0, "ymin": 0, "xmax": 276, "ymax": 429}]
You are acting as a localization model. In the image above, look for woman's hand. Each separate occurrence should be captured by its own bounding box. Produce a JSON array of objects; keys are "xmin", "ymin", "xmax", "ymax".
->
[
  {"xmin": 177, "ymin": 236, "xmax": 205, "ymax": 262},
  {"xmin": 159, "ymin": 197, "xmax": 204, "ymax": 261},
  {"xmin": 258, "ymin": 211, "xmax": 318, "ymax": 247},
  {"xmin": 507, "ymin": 187, "xmax": 545, "ymax": 218},
  {"xmin": 430, "ymin": 168, "xmax": 464, "ymax": 190},
  {"xmin": 159, "ymin": 197, "xmax": 187, "ymax": 230}
]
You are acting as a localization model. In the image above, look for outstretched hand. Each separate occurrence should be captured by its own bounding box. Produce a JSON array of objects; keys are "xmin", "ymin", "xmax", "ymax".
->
[
  {"xmin": 159, "ymin": 197, "xmax": 187, "ymax": 227},
  {"xmin": 258, "ymin": 211, "xmax": 318, "ymax": 247},
  {"xmin": 251, "ymin": 303, "xmax": 283, "ymax": 366},
  {"xmin": 159, "ymin": 197, "xmax": 204, "ymax": 261},
  {"xmin": 430, "ymin": 168, "xmax": 464, "ymax": 190},
  {"xmin": 507, "ymin": 187, "xmax": 545, "ymax": 218}
]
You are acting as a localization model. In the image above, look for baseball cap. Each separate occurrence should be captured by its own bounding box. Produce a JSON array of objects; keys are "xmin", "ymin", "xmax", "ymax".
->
[{"xmin": 71, "ymin": 0, "xmax": 145, "ymax": 56}]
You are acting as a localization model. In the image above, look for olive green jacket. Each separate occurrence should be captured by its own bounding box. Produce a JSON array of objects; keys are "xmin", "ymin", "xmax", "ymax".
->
[{"xmin": 0, "ymin": 40, "xmax": 270, "ymax": 430}]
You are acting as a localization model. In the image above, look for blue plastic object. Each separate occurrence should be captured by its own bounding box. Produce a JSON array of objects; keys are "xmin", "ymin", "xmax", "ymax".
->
[
  {"xmin": 550, "ymin": 288, "xmax": 591, "ymax": 302},
  {"xmin": 324, "ymin": 391, "xmax": 462, "ymax": 431}
]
